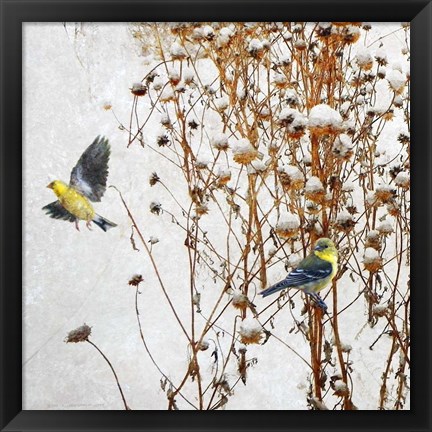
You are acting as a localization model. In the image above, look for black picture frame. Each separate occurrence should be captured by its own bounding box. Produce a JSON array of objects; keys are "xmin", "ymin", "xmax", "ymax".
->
[{"xmin": 1, "ymin": 1, "xmax": 430, "ymax": 431}]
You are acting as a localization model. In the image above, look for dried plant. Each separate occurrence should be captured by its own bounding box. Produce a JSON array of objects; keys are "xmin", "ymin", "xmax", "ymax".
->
[{"xmin": 72, "ymin": 22, "xmax": 410, "ymax": 410}]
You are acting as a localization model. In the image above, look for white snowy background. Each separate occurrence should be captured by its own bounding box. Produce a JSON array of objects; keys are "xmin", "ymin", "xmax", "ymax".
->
[{"xmin": 23, "ymin": 22, "xmax": 409, "ymax": 410}]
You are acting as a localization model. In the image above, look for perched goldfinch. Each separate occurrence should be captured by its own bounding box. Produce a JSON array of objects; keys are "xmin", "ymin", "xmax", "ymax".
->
[
  {"xmin": 260, "ymin": 238, "xmax": 338, "ymax": 310},
  {"xmin": 43, "ymin": 136, "xmax": 117, "ymax": 232}
]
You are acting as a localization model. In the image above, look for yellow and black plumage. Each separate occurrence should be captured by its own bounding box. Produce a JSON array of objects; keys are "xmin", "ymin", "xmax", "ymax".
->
[
  {"xmin": 42, "ymin": 136, "xmax": 117, "ymax": 232},
  {"xmin": 260, "ymin": 238, "xmax": 338, "ymax": 310}
]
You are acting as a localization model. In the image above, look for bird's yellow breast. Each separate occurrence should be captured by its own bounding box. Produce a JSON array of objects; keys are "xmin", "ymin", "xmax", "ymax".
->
[
  {"xmin": 314, "ymin": 249, "xmax": 338, "ymax": 280},
  {"xmin": 51, "ymin": 180, "xmax": 95, "ymax": 221}
]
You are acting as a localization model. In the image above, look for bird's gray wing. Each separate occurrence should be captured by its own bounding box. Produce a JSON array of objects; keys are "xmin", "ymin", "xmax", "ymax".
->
[
  {"xmin": 42, "ymin": 201, "xmax": 77, "ymax": 222},
  {"xmin": 260, "ymin": 255, "xmax": 332, "ymax": 297},
  {"xmin": 69, "ymin": 136, "xmax": 110, "ymax": 202},
  {"xmin": 285, "ymin": 255, "xmax": 333, "ymax": 287}
]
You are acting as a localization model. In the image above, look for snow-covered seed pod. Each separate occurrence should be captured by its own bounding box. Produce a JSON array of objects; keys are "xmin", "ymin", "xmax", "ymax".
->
[
  {"xmin": 216, "ymin": 168, "xmax": 231, "ymax": 187},
  {"xmin": 278, "ymin": 107, "xmax": 307, "ymax": 139},
  {"xmin": 277, "ymin": 165, "xmax": 304, "ymax": 191},
  {"xmin": 365, "ymin": 230, "xmax": 381, "ymax": 251},
  {"xmin": 232, "ymin": 293, "xmax": 249, "ymax": 311},
  {"xmin": 232, "ymin": 139, "xmax": 258, "ymax": 165},
  {"xmin": 363, "ymin": 247, "xmax": 383, "ymax": 273},
  {"xmin": 131, "ymin": 82, "xmax": 147, "ymax": 96},
  {"xmin": 305, "ymin": 176, "xmax": 326, "ymax": 204},
  {"xmin": 394, "ymin": 171, "xmax": 410, "ymax": 190},
  {"xmin": 374, "ymin": 184, "xmax": 396, "ymax": 204},
  {"xmin": 308, "ymin": 104, "xmax": 344, "ymax": 136},
  {"xmin": 239, "ymin": 319, "xmax": 264, "ymax": 345},
  {"xmin": 332, "ymin": 134, "xmax": 354, "ymax": 160},
  {"xmin": 334, "ymin": 210, "xmax": 356, "ymax": 233},
  {"xmin": 275, "ymin": 213, "xmax": 300, "ymax": 239},
  {"xmin": 376, "ymin": 220, "xmax": 394, "ymax": 236},
  {"xmin": 355, "ymin": 48, "xmax": 373, "ymax": 70}
]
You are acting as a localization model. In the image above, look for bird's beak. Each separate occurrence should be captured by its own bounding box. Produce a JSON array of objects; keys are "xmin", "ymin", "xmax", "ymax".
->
[
  {"xmin": 46, "ymin": 182, "xmax": 54, "ymax": 189},
  {"xmin": 314, "ymin": 244, "xmax": 324, "ymax": 251}
]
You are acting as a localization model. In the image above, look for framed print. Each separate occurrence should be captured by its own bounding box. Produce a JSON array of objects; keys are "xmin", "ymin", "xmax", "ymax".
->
[{"xmin": 1, "ymin": 0, "xmax": 431, "ymax": 431}]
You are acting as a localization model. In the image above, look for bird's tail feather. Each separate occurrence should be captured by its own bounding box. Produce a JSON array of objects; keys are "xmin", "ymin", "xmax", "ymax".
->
[
  {"xmin": 259, "ymin": 279, "xmax": 289, "ymax": 297},
  {"xmin": 93, "ymin": 214, "xmax": 117, "ymax": 232}
]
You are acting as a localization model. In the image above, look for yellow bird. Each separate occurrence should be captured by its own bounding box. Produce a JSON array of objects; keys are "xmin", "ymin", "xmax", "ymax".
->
[
  {"xmin": 260, "ymin": 238, "xmax": 338, "ymax": 310},
  {"xmin": 43, "ymin": 136, "xmax": 117, "ymax": 232}
]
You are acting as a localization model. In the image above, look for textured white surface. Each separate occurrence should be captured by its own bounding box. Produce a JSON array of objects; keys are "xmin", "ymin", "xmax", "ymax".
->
[{"xmin": 23, "ymin": 22, "xmax": 409, "ymax": 410}]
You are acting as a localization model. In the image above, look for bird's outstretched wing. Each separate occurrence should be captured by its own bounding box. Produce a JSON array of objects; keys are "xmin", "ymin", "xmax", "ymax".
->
[
  {"xmin": 42, "ymin": 201, "xmax": 77, "ymax": 222},
  {"xmin": 69, "ymin": 136, "xmax": 110, "ymax": 202},
  {"xmin": 260, "ymin": 254, "xmax": 332, "ymax": 297}
]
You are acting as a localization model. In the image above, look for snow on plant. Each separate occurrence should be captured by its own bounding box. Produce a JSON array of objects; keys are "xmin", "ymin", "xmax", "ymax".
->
[{"xmin": 89, "ymin": 22, "xmax": 410, "ymax": 410}]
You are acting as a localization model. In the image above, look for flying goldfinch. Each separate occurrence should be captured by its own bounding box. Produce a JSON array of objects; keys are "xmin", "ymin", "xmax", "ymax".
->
[
  {"xmin": 260, "ymin": 238, "xmax": 338, "ymax": 310},
  {"xmin": 42, "ymin": 136, "xmax": 117, "ymax": 232}
]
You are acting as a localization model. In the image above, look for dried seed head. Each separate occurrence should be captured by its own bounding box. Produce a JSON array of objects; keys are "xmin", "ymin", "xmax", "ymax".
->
[
  {"xmin": 383, "ymin": 109, "xmax": 394, "ymax": 121},
  {"xmin": 306, "ymin": 200, "xmax": 320, "ymax": 215},
  {"xmin": 397, "ymin": 132, "xmax": 410, "ymax": 145},
  {"xmin": 275, "ymin": 213, "xmax": 300, "ymax": 239},
  {"xmin": 239, "ymin": 319, "xmax": 263, "ymax": 345},
  {"xmin": 334, "ymin": 210, "xmax": 356, "ymax": 233},
  {"xmin": 195, "ymin": 157, "xmax": 210, "ymax": 170},
  {"xmin": 278, "ymin": 108, "xmax": 307, "ymax": 138},
  {"xmin": 341, "ymin": 25, "xmax": 360, "ymax": 44},
  {"xmin": 363, "ymin": 248, "xmax": 383, "ymax": 273},
  {"xmin": 375, "ymin": 48, "xmax": 388, "ymax": 66},
  {"xmin": 192, "ymin": 292, "xmax": 201, "ymax": 306},
  {"xmin": 215, "ymin": 96, "xmax": 229, "ymax": 112},
  {"xmin": 131, "ymin": 82, "xmax": 147, "ymax": 96},
  {"xmin": 188, "ymin": 119, "xmax": 199, "ymax": 130},
  {"xmin": 272, "ymin": 73, "xmax": 288, "ymax": 89},
  {"xmin": 294, "ymin": 39, "xmax": 307, "ymax": 50},
  {"xmin": 372, "ymin": 304, "xmax": 388, "ymax": 318},
  {"xmin": 160, "ymin": 87, "xmax": 176, "ymax": 103},
  {"xmin": 355, "ymin": 48, "xmax": 373, "ymax": 70},
  {"xmin": 332, "ymin": 134, "xmax": 353, "ymax": 160},
  {"xmin": 128, "ymin": 274, "xmax": 144, "ymax": 286},
  {"xmin": 232, "ymin": 293, "xmax": 249, "ymax": 310},
  {"xmin": 305, "ymin": 176, "xmax": 326, "ymax": 204},
  {"xmin": 386, "ymin": 200, "xmax": 400, "ymax": 217},
  {"xmin": 160, "ymin": 115, "xmax": 172, "ymax": 128},
  {"xmin": 365, "ymin": 230, "xmax": 381, "ymax": 250},
  {"xmin": 149, "ymin": 172, "xmax": 160, "ymax": 186},
  {"xmin": 197, "ymin": 340, "xmax": 209, "ymax": 351},
  {"xmin": 150, "ymin": 201, "xmax": 162, "ymax": 215},
  {"xmin": 387, "ymin": 69, "xmax": 406, "ymax": 94},
  {"xmin": 258, "ymin": 105, "xmax": 271, "ymax": 120},
  {"xmin": 238, "ymin": 344, "xmax": 247, "ymax": 354},
  {"xmin": 376, "ymin": 220, "xmax": 394, "ymax": 236},
  {"xmin": 65, "ymin": 324, "xmax": 92, "ymax": 343},
  {"xmin": 232, "ymin": 139, "xmax": 258, "ymax": 165},
  {"xmin": 170, "ymin": 42, "xmax": 187, "ymax": 61},
  {"xmin": 333, "ymin": 381, "xmax": 350, "ymax": 397},
  {"xmin": 157, "ymin": 134, "xmax": 170, "ymax": 147},
  {"xmin": 394, "ymin": 171, "xmax": 410, "ymax": 189},
  {"xmin": 211, "ymin": 133, "xmax": 229, "ymax": 151},
  {"xmin": 277, "ymin": 165, "xmax": 304, "ymax": 191},
  {"xmin": 195, "ymin": 203, "xmax": 209, "ymax": 216},
  {"xmin": 374, "ymin": 184, "xmax": 396, "ymax": 204},
  {"xmin": 308, "ymin": 104, "xmax": 344, "ymax": 136},
  {"xmin": 216, "ymin": 168, "xmax": 231, "ymax": 187},
  {"xmin": 247, "ymin": 38, "xmax": 265, "ymax": 59}
]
